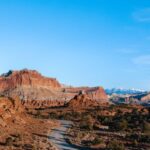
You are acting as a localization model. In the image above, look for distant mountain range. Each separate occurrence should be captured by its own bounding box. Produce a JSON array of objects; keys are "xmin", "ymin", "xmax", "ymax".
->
[{"xmin": 105, "ymin": 88, "xmax": 147, "ymax": 95}]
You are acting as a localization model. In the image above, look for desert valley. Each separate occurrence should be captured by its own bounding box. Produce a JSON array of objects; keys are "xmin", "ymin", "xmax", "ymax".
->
[{"xmin": 0, "ymin": 69, "xmax": 149, "ymax": 150}]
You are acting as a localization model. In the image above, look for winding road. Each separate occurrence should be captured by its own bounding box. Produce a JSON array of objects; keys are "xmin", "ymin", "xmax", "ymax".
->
[{"xmin": 49, "ymin": 120, "xmax": 88, "ymax": 150}]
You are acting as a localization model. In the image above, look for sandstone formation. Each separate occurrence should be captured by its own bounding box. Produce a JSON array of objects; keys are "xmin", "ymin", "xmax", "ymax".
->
[
  {"xmin": 67, "ymin": 91, "xmax": 108, "ymax": 109},
  {"xmin": 86, "ymin": 87, "xmax": 108, "ymax": 102},
  {"xmin": 0, "ymin": 69, "xmax": 66, "ymax": 108},
  {"xmin": 0, "ymin": 96, "xmax": 25, "ymax": 127},
  {"xmin": 0, "ymin": 96, "xmax": 58, "ymax": 149},
  {"xmin": 139, "ymin": 93, "xmax": 150, "ymax": 102},
  {"xmin": 62, "ymin": 87, "xmax": 108, "ymax": 103},
  {"xmin": 131, "ymin": 93, "xmax": 150, "ymax": 105},
  {"xmin": 0, "ymin": 69, "xmax": 108, "ymax": 108},
  {"xmin": 0, "ymin": 69, "xmax": 61, "ymax": 91},
  {"xmin": 109, "ymin": 92, "xmax": 150, "ymax": 105}
]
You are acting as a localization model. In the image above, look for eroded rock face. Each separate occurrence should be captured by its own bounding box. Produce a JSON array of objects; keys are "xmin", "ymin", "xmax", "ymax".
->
[
  {"xmin": 0, "ymin": 96, "xmax": 58, "ymax": 149},
  {"xmin": 86, "ymin": 87, "xmax": 108, "ymax": 102},
  {"xmin": 140, "ymin": 94, "xmax": 150, "ymax": 102},
  {"xmin": 22, "ymin": 99, "xmax": 65, "ymax": 109},
  {"xmin": 0, "ymin": 69, "xmax": 108, "ymax": 108},
  {"xmin": 62, "ymin": 86, "xmax": 108, "ymax": 103},
  {"xmin": 0, "ymin": 69, "xmax": 63, "ymax": 102},
  {"xmin": 0, "ymin": 96, "xmax": 25, "ymax": 127},
  {"xmin": 0, "ymin": 69, "xmax": 61, "ymax": 92},
  {"xmin": 67, "ymin": 92, "xmax": 108, "ymax": 109}
]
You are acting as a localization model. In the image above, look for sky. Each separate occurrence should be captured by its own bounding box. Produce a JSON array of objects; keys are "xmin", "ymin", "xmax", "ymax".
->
[{"xmin": 0, "ymin": 0, "xmax": 150, "ymax": 90}]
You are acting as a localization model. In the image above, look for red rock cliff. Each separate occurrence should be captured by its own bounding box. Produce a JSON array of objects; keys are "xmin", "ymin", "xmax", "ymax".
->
[
  {"xmin": 0, "ymin": 69, "xmax": 61, "ymax": 92},
  {"xmin": 0, "ymin": 69, "xmax": 108, "ymax": 108},
  {"xmin": 86, "ymin": 87, "xmax": 108, "ymax": 102}
]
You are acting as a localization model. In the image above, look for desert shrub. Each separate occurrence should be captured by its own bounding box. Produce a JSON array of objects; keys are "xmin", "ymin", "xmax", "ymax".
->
[
  {"xmin": 71, "ymin": 112, "xmax": 81, "ymax": 119},
  {"xmin": 49, "ymin": 112, "xmax": 59, "ymax": 119},
  {"xmin": 35, "ymin": 110, "xmax": 42, "ymax": 118},
  {"xmin": 126, "ymin": 133, "xmax": 141, "ymax": 142},
  {"xmin": 143, "ymin": 121, "xmax": 150, "ymax": 134},
  {"xmin": 60, "ymin": 111, "xmax": 81, "ymax": 120},
  {"xmin": 10, "ymin": 134, "xmax": 22, "ymax": 142},
  {"xmin": 22, "ymin": 144, "xmax": 33, "ymax": 149},
  {"xmin": 128, "ymin": 133, "xmax": 150, "ymax": 143},
  {"xmin": 133, "ymin": 139, "xmax": 138, "ymax": 146},
  {"xmin": 107, "ymin": 140, "xmax": 125, "ymax": 150},
  {"xmin": 116, "ymin": 109, "xmax": 123, "ymax": 115},
  {"xmin": 79, "ymin": 115, "xmax": 94, "ymax": 130},
  {"xmin": 97, "ymin": 116, "xmax": 112, "ymax": 125},
  {"xmin": 93, "ymin": 123, "xmax": 101, "ymax": 130},
  {"xmin": 140, "ymin": 135, "xmax": 150, "ymax": 143},
  {"xmin": 5, "ymin": 137, "xmax": 13, "ymax": 146},
  {"xmin": 116, "ymin": 119, "xmax": 128, "ymax": 131},
  {"xmin": 79, "ymin": 120, "xmax": 93, "ymax": 130},
  {"xmin": 108, "ymin": 104, "xmax": 116, "ymax": 110},
  {"xmin": 65, "ymin": 138, "xmax": 72, "ymax": 144},
  {"xmin": 92, "ymin": 137, "xmax": 103, "ymax": 145},
  {"xmin": 59, "ymin": 112, "xmax": 72, "ymax": 120}
]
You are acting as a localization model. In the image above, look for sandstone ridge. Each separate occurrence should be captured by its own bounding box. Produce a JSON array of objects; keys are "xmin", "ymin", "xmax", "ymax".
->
[
  {"xmin": 0, "ymin": 69, "xmax": 108, "ymax": 108},
  {"xmin": 0, "ymin": 69, "xmax": 61, "ymax": 92}
]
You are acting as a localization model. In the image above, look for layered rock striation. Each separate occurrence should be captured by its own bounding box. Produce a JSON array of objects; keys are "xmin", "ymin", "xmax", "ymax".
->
[
  {"xmin": 67, "ymin": 91, "xmax": 108, "ymax": 109},
  {"xmin": 0, "ymin": 69, "xmax": 61, "ymax": 92},
  {"xmin": 0, "ymin": 96, "xmax": 26, "ymax": 127},
  {"xmin": 0, "ymin": 69, "xmax": 108, "ymax": 108}
]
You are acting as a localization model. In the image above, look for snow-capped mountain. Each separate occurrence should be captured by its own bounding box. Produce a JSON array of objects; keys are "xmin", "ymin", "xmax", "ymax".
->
[{"xmin": 105, "ymin": 88, "xmax": 147, "ymax": 95}]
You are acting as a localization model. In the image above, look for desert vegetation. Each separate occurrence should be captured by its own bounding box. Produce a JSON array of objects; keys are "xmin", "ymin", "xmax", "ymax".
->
[{"xmin": 29, "ymin": 104, "xmax": 150, "ymax": 150}]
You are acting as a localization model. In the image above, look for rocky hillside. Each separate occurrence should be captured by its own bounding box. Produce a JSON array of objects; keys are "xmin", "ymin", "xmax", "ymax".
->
[
  {"xmin": 0, "ymin": 96, "xmax": 58, "ymax": 149},
  {"xmin": 0, "ymin": 96, "xmax": 25, "ymax": 127},
  {"xmin": 0, "ymin": 69, "xmax": 108, "ymax": 108},
  {"xmin": 0, "ymin": 70, "xmax": 64, "ymax": 101},
  {"xmin": 141, "ymin": 93, "xmax": 150, "ymax": 102},
  {"xmin": 131, "ymin": 93, "xmax": 150, "ymax": 106},
  {"xmin": 109, "ymin": 92, "xmax": 150, "ymax": 106},
  {"xmin": 86, "ymin": 87, "xmax": 108, "ymax": 101},
  {"xmin": 0, "ymin": 69, "xmax": 61, "ymax": 91},
  {"xmin": 67, "ymin": 91, "xmax": 108, "ymax": 109}
]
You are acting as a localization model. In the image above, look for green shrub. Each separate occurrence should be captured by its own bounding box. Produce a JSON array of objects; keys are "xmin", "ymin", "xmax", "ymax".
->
[
  {"xmin": 92, "ymin": 137, "xmax": 103, "ymax": 145},
  {"xmin": 6, "ymin": 137, "xmax": 13, "ymax": 146},
  {"xmin": 143, "ymin": 121, "xmax": 150, "ymax": 134},
  {"xmin": 49, "ymin": 112, "xmax": 59, "ymax": 119},
  {"xmin": 79, "ymin": 115, "xmax": 94, "ymax": 130},
  {"xmin": 107, "ymin": 140, "xmax": 125, "ymax": 150}
]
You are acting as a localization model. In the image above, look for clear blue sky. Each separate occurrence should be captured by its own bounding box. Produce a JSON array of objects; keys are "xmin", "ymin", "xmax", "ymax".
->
[{"xmin": 0, "ymin": 0, "xmax": 150, "ymax": 90}]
